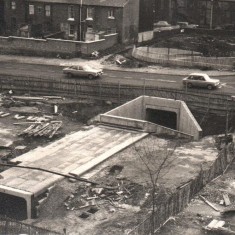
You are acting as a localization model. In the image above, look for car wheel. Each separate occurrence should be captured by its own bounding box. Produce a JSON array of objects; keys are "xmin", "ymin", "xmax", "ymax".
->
[
  {"xmin": 88, "ymin": 74, "xmax": 94, "ymax": 80},
  {"xmin": 187, "ymin": 83, "xmax": 193, "ymax": 88},
  {"xmin": 67, "ymin": 73, "xmax": 73, "ymax": 78},
  {"xmin": 207, "ymin": 85, "xmax": 213, "ymax": 90}
]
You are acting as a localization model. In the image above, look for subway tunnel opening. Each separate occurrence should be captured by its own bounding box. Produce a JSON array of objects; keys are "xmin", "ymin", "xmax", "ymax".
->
[
  {"xmin": 146, "ymin": 108, "xmax": 177, "ymax": 130},
  {"xmin": 0, "ymin": 193, "xmax": 27, "ymax": 220}
]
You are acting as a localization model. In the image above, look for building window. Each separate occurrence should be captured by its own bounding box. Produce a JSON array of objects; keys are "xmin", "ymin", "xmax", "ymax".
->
[
  {"xmin": 68, "ymin": 5, "xmax": 74, "ymax": 19},
  {"xmin": 69, "ymin": 24, "xmax": 75, "ymax": 36},
  {"xmin": 86, "ymin": 7, "xmax": 94, "ymax": 20},
  {"xmin": 37, "ymin": 6, "xmax": 43, "ymax": 14},
  {"xmin": 45, "ymin": 5, "xmax": 51, "ymax": 17},
  {"xmin": 29, "ymin": 4, "xmax": 34, "ymax": 15},
  {"xmin": 11, "ymin": 1, "xmax": 16, "ymax": 10},
  {"xmin": 108, "ymin": 9, "xmax": 114, "ymax": 19}
]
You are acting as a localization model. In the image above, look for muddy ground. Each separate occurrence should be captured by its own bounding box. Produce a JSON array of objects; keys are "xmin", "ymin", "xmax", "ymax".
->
[
  {"xmin": 0, "ymin": 92, "xmax": 234, "ymax": 235},
  {"xmin": 0, "ymin": 93, "xmax": 115, "ymax": 165}
]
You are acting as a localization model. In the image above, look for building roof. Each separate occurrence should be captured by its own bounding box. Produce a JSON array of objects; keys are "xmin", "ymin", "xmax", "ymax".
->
[{"xmin": 26, "ymin": 0, "xmax": 129, "ymax": 7}]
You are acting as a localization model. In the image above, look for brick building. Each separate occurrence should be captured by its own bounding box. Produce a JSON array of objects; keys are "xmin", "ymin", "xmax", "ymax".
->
[
  {"xmin": 154, "ymin": 0, "xmax": 235, "ymax": 27},
  {"xmin": 1, "ymin": 0, "xmax": 27, "ymax": 36}
]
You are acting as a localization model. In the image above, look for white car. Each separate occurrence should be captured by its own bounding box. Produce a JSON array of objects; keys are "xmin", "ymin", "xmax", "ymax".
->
[
  {"xmin": 177, "ymin": 22, "xmax": 198, "ymax": 29},
  {"xmin": 63, "ymin": 64, "xmax": 103, "ymax": 79},
  {"xmin": 182, "ymin": 73, "xmax": 221, "ymax": 90},
  {"xmin": 154, "ymin": 21, "xmax": 174, "ymax": 32}
]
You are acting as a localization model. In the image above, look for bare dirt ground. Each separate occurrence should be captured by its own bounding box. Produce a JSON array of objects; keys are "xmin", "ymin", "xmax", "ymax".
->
[
  {"xmin": 157, "ymin": 158, "xmax": 235, "ymax": 235},
  {"xmin": 0, "ymin": 93, "xmax": 115, "ymax": 165}
]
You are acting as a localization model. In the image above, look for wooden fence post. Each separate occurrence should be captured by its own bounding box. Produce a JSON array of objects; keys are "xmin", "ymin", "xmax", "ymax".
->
[
  {"xmin": 118, "ymin": 81, "xmax": 121, "ymax": 104},
  {"xmin": 143, "ymin": 79, "xmax": 146, "ymax": 96},
  {"xmin": 99, "ymin": 81, "xmax": 101, "ymax": 100}
]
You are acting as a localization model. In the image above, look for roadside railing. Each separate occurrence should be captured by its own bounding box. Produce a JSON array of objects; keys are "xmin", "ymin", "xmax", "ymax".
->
[
  {"xmin": 0, "ymin": 216, "xmax": 61, "ymax": 235},
  {"xmin": 132, "ymin": 46, "xmax": 235, "ymax": 70},
  {"xmin": 0, "ymin": 74, "xmax": 234, "ymax": 116}
]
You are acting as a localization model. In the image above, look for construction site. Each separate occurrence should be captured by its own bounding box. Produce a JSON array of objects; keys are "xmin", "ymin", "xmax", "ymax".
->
[
  {"xmin": 0, "ymin": 27, "xmax": 234, "ymax": 234},
  {"xmin": 0, "ymin": 87, "xmax": 234, "ymax": 235}
]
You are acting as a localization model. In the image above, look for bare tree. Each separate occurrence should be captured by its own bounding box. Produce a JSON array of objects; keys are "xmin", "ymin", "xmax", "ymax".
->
[{"xmin": 134, "ymin": 135, "xmax": 181, "ymax": 235}]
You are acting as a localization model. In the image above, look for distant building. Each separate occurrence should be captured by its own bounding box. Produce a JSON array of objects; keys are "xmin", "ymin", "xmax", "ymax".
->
[
  {"xmin": 154, "ymin": 0, "xmax": 235, "ymax": 27},
  {"xmin": 1, "ymin": 0, "xmax": 156, "ymax": 44},
  {"xmin": 1, "ymin": 0, "xmax": 27, "ymax": 36}
]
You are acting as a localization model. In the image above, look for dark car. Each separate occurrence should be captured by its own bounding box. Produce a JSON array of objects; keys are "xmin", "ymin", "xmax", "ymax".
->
[{"xmin": 63, "ymin": 64, "xmax": 103, "ymax": 79}]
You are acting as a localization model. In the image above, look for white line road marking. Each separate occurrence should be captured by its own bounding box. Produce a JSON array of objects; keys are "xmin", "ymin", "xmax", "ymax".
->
[
  {"xmin": 157, "ymin": 79, "xmax": 176, "ymax": 83},
  {"xmin": 139, "ymin": 77, "xmax": 176, "ymax": 83},
  {"xmin": 124, "ymin": 76, "xmax": 133, "ymax": 79}
]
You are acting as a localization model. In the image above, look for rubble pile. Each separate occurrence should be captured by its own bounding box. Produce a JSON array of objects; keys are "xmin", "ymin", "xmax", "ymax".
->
[
  {"xmin": 63, "ymin": 166, "xmax": 145, "ymax": 220},
  {"xmin": 18, "ymin": 120, "xmax": 62, "ymax": 138},
  {"xmin": 64, "ymin": 181, "xmax": 141, "ymax": 211}
]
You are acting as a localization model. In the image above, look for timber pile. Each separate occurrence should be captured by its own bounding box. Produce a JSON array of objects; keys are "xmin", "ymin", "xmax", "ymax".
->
[{"xmin": 19, "ymin": 121, "xmax": 62, "ymax": 138}]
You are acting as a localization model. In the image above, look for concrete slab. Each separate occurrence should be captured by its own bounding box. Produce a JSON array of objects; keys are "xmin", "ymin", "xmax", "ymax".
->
[{"xmin": 0, "ymin": 126, "xmax": 148, "ymax": 218}]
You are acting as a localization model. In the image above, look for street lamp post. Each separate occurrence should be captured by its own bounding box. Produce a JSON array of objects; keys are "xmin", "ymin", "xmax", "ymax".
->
[{"xmin": 210, "ymin": 0, "xmax": 214, "ymax": 29}]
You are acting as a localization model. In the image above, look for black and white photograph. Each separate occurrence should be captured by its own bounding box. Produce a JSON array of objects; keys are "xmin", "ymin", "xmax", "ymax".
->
[{"xmin": 0, "ymin": 0, "xmax": 235, "ymax": 234}]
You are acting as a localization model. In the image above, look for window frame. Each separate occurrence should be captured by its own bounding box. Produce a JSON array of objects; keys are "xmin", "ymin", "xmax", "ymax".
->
[
  {"xmin": 45, "ymin": 5, "xmax": 51, "ymax": 17},
  {"xmin": 86, "ymin": 7, "xmax": 94, "ymax": 20},
  {"xmin": 29, "ymin": 4, "xmax": 35, "ymax": 15},
  {"xmin": 108, "ymin": 9, "xmax": 114, "ymax": 19},
  {"xmin": 37, "ymin": 6, "xmax": 43, "ymax": 14},
  {"xmin": 68, "ymin": 5, "xmax": 75, "ymax": 19},
  {"xmin": 11, "ymin": 1, "xmax": 16, "ymax": 10},
  {"xmin": 69, "ymin": 24, "xmax": 75, "ymax": 36}
]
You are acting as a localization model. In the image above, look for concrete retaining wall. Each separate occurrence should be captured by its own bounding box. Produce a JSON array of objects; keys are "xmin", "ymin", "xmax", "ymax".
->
[
  {"xmin": 101, "ymin": 96, "xmax": 201, "ymax": 140},
  {"xmin": 99, "ymin": 114, "xmax": 193, "ymax": 140},
  {"xmin": 105, "ymin": 96, "xmax": 145, "ymax": 120},
  {"xmin": 179, "ymin": 101, "xmax": 202, "ymax": 140},
  {"xmin": 99, "ymin": 114, "xmax": 146, "ymax": 130}
]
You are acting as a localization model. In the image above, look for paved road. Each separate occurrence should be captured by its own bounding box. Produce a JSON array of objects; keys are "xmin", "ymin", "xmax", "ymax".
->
[{"xmin": 1, "ymin": 62, "xmax": 235, "ymax": 94}]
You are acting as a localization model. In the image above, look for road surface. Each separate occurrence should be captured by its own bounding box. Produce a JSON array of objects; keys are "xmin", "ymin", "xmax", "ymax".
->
[{"xmin": 0, "ymin": 62, "xmax": 235, "ymax": 94}]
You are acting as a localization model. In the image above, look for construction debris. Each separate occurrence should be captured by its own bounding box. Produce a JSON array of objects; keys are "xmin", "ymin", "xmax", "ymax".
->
[
  {"xmin": 19, "ymin": 121, "xmax": 62, "ymax": 138},
  {"xmin": 63, "ymin": 177, "xmax": 142, "ymax": 214},
  {"xmin": 14, "ymin": 114, "xmax": 26, "ymax": 120},
  {"xmin": 223, "ymin": 194, "xmax": 231, "ymax": 207},
  {"xmin": 199, "ymin": 195, "xmax": 220, "ymax": 212},
  {"xmin": 0, "ymin": 112, "xmax": 10, "ymax": 117},
  {"xmin": 204, "ymin": 219, "xmax": 235, "ymax": 234}
]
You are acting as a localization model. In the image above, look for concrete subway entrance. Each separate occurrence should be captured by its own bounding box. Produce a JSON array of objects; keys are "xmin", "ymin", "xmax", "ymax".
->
[
  {"xmin": 146, "ymin": 108, "xmax": 177, "ymax": 130},
  {"xmin": 0, "ymin": 193, "xmax": 27, "ymax": 220}
]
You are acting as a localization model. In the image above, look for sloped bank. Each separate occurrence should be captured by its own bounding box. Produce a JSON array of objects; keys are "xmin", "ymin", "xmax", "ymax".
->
[{"xmin": 127, "ymin": 137, "xmax": 235, "ymax": 235}]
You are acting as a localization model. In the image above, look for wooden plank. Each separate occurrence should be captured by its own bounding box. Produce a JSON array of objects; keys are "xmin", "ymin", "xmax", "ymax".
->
[
  {"xmin": 199, "ymin": 195, "xmax": 220, "ymax": 212},
  {"xmin": 223, "ymin": 194, "xmax": 231, "ymax": 206}
]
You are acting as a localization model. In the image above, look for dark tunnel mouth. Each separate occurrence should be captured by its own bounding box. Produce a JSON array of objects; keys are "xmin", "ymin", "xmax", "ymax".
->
[
  {"xmin": 0, "ymin": 192, "xmax": 27, "ymax": 220},
  {"xmin": 146, "ymin": 108, "xmax": 177, "ymax": 130}
]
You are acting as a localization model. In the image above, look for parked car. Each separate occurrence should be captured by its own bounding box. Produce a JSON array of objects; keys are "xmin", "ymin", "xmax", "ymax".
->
[
  {"xmin": 154, "ymin": 21, "xmax": 174, "ymax": 32},
  {"xmin": 63, "ymin": 64, "xmax": 103, "ymax": 79},
  {"xmin": 177, "ymin": 22, "xmax": 198, "ymax": 29},
  {"xmin": 182, "ymin": 73, "xmax": 221, "ymax": 90}
]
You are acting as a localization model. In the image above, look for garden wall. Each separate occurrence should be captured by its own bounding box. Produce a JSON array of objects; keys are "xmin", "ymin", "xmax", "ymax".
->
[{"xmin": 0, "ymin": 34, "xmax": 118, "ymax": 57}]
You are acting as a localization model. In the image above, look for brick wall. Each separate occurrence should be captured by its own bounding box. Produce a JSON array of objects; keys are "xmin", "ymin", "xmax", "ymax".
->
[
  {"xmin": 80, "ymin": 33, "xmax": 118, "ymax": 54},
  {"xmin": 0, "ymin": 33, "xmax": 118, "ymax": 56}
]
